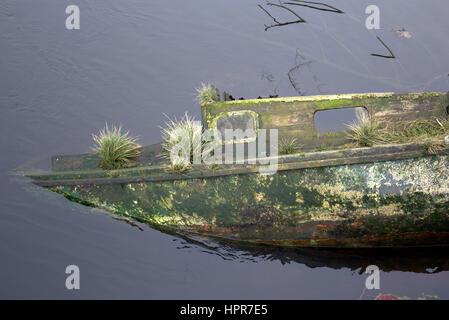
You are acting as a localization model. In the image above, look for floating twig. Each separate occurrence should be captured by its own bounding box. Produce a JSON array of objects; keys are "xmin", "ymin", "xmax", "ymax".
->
[
  {"xmin": 258, "ymin": 1, "xmax": 306, "ymax": 31},
  {"xmin": 371, "ymin": 36, "xmax": 395, "ymax": 59},
  {"xmin": 284, "ymin": 0, "xmax": 344, "ymax": 13},
  {"xmin": 266, "ymin": 1, "xmax": 306, "ymax": 22}
]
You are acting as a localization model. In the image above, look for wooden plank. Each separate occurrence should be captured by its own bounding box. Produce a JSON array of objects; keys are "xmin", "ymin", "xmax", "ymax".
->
[{"xmin": 30, "ymin": 144, "xmax": 430, "ymax": 187}]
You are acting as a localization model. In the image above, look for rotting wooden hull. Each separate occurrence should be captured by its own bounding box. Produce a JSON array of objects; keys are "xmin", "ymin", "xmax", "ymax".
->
[
  {"xmin": 26, "ymin": 91, "xmax": 449, "ymax": 248},
  {"xmin": 28, "ymin": 152, "xmax": 449, "ymax": 248}
]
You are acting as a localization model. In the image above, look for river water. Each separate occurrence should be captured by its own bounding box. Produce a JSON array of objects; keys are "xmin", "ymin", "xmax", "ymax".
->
[{"xmin": 1, "ymin": 0, "xmax": 448, "ymax": 299}]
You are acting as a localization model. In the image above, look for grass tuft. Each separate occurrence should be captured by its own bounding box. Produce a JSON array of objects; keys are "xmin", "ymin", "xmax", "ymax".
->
[
  {"xmin": 423, "ymin": 138, "xmax": 446, "ymax": 155},
  {"xmin": 166, "ymin": 161, "xmax": 191, "ymax": 174},
  {"xmin": 279, "ymin": 137, "xmax": 300, "ymax": 155},
  {"xmin": 346, "ymin": 110, "xmax": 384, "ymax": 147},
  {"xmin": 384, "ymin": 118, "xmax": 449, "ymax": 154},
  {"xmin": 347, "ymin": 111, "xmax": 449, "ymax": 154},
  {"xmin": 195, "ymin": 83, "xmax": 220, "ymax": 104},
  {"xmin": 393, "ymin": 119, "xmax": 448, "ymax": 140},
  {"xmin": 92, "ymin": 124, "xmax": 141, "ymax": 170},
  {"xmin": 160, "ymin": 112, "xmax": 212, "ymax": 167}
]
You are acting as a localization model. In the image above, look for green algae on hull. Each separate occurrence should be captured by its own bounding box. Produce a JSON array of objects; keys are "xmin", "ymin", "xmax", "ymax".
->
[{"xmin": 48, "ymin": 156, "xmax": 449, "ymax": 248}]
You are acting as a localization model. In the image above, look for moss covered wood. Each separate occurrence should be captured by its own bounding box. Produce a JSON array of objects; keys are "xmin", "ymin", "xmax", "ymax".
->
[{"xmin": 201, "ymin": 92, "xmax": 449, "ymax": 151}]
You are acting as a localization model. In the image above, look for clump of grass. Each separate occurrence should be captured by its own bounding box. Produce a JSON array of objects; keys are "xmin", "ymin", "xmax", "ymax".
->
[
  {"xmin": 398, "ymin": 119, "xmax": 448, "ymax": 140},
  {"xmin": 166, "ymin": 160, "xmax": 191, "ymax": 174},
  {"xmin": 385, "ymin": 118, "xmax": 449, "ymax": 142},
  {"xmin": 195, "ymin": 83, "xmax": 220, "ymax": 104},
  {"xmin": 423, "ymin": 138, "xmax": 447, "ymax": 155},
  {"xmin": 92, "ymin": 124, "xmax": 141, "ymax": 170},
  {"xmin": 346, "ymin": 110, "xmax": 384, "ymax": 147},
  {"xmin": 279, "ymin": 137, "xmax": 300, "ymax": 155},
  {"xmin": 439, "ymin": 117, "xmax": 449, "ymax": 133},
  {"xmin": 160, "ymin": 112, "xmax": 212, "ymax": 169},
  {"xmin": 384, "ymin": 118, "xmax": 449, "ymax": 154},
  {"xmin": 209, "ymin": 163, "xmax": 221, "ymax": 171}
]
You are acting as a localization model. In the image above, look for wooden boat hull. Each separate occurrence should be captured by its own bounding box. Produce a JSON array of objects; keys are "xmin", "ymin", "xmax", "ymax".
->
[
  {"xmin": 40, "ymin": 155, "xmax": 449, "ymax": 248},
  {"xmin": 25, "ymin": 92, "xmax": 449, "ymax": 248}
]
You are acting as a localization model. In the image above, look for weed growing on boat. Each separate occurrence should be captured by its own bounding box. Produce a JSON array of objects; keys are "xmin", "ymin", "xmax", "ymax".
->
[
  {"xmin": 346, "ymin": 110, "xmax": 384, "ymax": 147},
  {"xmin": 209, "ymin": 163, "xmax": 221, "ymax": 171},
  {"xmin": 279, "ymin": 137, "xmax": 300, "ymax": 155},
  {"xmin": 423, "ymin": 138, "xmax": 446, "ymax": 155},
  {"xmin": 166, "ymin": 162, "xmax": 191, "ymax": 174},
  {"xmin": 387, "ymin": 119, "xmax": 448, "ymax": 141},
  {"xmin": 195, "ymin": 83, "xmax": 220, "ymax": 104},
  {"xmin": 384, "ymin": 118, "xmax": 449, "ymax": 154},
  {"xmin": 92, "ymin": 124, "xmax": 141, "ymax": 170},
  {"xmin": 160, "ymin": 112, "xmax": 212, "ymax": 165}
]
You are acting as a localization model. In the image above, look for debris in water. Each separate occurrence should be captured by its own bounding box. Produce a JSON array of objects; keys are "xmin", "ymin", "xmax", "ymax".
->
[{"xmin": 392, "ymin": 27, "xmax": 412, "ymax": 38}]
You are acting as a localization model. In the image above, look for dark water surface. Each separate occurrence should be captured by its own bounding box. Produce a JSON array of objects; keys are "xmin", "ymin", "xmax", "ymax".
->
[{"xmin": 1, "ymin": 0, "xmax": 449, "ymax": 299}]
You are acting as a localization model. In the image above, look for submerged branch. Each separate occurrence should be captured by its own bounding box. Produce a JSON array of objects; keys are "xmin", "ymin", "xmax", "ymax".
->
[
  {"xmin": 258, "ymin": 1, "xmax": 306, "ymax": 31},
  {"xmin": 371, "ymin": 36, "xmax": 396, "ymax": 59},
  {"xmin": 285, "ymin": 0, "xmax": 344, "ymax": 14},
  {"xmin": 266, "ymin": 1, "xmax": 306, "ymax": 22}
]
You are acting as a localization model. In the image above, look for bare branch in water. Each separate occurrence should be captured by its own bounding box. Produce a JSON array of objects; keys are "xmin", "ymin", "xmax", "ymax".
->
[
  {"xmin": 258, "ymin": 1, "xmax": 306, "ymax": 31},
  {"xmin": 371, "ymin": 36, "xmax": 396, "ymax": 59},
  {"xmin": 258, "ymin": 4, "xmax": 281, "ymax": 25},
  {"xmin": 288, "ymin": 50, "xmax": 311, "ymax": 95},
  {"xmin": 266, "ymin": 1, "xmax": 306, "ymax": 21},
  {"xmin": 284, "ymin": 0, "xmax": 344, "ymax": 14},
  {"xmin": 287, "ymin": 49, "xmax": 327, "ymax": 95}
]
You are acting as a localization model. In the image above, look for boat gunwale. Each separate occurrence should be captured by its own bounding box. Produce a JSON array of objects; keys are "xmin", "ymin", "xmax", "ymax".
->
[
  {"xmin": 204, "ymin": 92, "xmax": 398, "ymax": 106},
  {"xmin": 26, "ymin": 142, "xmax": 445, "ymax": 187}
]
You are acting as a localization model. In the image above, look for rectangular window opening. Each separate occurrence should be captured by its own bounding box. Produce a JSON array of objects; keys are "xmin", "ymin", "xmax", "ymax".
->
[{"xmin": 314, "ymin": 107, "xmax": 368, "ymax": 133}]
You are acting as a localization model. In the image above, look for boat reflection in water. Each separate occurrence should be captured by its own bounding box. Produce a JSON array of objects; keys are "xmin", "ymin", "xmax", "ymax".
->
[{"xmin": 167, "ymin": 230, "xmax": 449, "ymax": 274}]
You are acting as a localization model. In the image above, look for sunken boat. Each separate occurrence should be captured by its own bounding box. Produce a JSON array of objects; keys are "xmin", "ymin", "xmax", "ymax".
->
[{"xmin": 27, "ymin": 91, "xmax": 449, "ymax": 248}]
